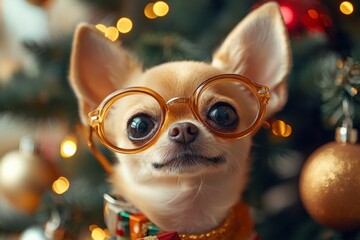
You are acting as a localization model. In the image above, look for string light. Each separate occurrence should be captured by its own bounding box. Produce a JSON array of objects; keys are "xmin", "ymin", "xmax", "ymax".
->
[
  {"xmin": 52, "ymin": 176, "xmax": 70, "ymax": 195},
  {"xmin": 339, "ymin": 1, "xmax": 354, "ymax": 15},
  {"xmin": 89, "ymin": 225, "xmax": 110, "ymax": 240},
  {"xmin": 96, "ymin": 17, "xmax": 134, "ymax": 42},
  {"xmin": 280, "ymin": 5, "xmax": 294, "ymax": 26},
  {"xmin": 144, "ymin": 3, "xmax": 157, "ymax": 19},
  {"xmin": 96, "ymin": 1, "xmax": 171, "ymax": 40},
  {"xmin": 60, "ymin": 136, "xmax": 77, "ymax": 158},
  {"xmin": 271, "ymin": 120, "xmax": 292, "ymax": 137},
  {"xmin": 153, "ymin": 1, "xmax": 169, "ymax": 17},
  {"xmin": 91, "ymin": 227, "xmax": 106, "ymax": 240},
  {"xmin": 307, "ymin": 9, "xmax": 319, "ymax": 19},
  {"xmin": 350, "ymin": 87, "xmax": 358, "ymax": 95},
  {"xmin": 116, "ymin": 17, "xmax": 133, "ymax": 34},
  {"xmin": 95, "ymin": 24, "xmax": 107, "ymax": 33},
  {"xmin": 105, "ymin": 27, "xmax": 119, "ymax": 41}
]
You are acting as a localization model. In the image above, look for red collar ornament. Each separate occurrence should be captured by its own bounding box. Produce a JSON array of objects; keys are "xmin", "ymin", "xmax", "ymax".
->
[{"xmin": 104, "ymin": 194, "xmax": 259, "ymax": 240}]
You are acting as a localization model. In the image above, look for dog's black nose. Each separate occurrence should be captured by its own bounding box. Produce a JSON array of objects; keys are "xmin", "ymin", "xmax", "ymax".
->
[{"xmin": 168, "ymin": 122, "xmax": 199, "ymax": 144}]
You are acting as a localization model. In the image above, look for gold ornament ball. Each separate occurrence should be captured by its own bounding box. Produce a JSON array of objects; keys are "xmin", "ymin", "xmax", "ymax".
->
[
  {"xmin": 300, "ymin": 141, "xmax": 360, "ymax": 231},
  {"xmin": 0, "ymin": 150, "xmax": 58, "ymax": 214}
]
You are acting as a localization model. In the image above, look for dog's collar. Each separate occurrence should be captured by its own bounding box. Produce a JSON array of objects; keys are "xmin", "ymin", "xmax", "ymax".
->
[
  {"xmin": 104, "ymin": 194, "xmax": 257, "ymax": 240},
  {"xmin": 177, "ymin": 201, "xmax": 256, "ymax": 240}
]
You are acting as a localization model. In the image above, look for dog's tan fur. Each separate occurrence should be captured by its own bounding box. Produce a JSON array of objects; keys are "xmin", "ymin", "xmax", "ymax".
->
[{"xmin": 69, "ymin": 2, "xmax": 290, "ymax": 235}]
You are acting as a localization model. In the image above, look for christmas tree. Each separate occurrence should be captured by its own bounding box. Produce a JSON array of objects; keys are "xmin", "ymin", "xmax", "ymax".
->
[{"xmin": 0, "ymin": 0, "xmax": 359, "ymax": 239}]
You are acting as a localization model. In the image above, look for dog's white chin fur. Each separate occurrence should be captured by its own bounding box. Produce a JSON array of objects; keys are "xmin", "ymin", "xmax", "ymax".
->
[{"xmin": 111, "ymin": 135, "xmax": 252, "ymax": 234}]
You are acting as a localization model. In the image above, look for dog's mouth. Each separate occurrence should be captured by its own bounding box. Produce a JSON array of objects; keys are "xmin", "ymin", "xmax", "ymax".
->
[{"xmin": 152, "ymin": 152, "xmax": 225, "ymax": 173}]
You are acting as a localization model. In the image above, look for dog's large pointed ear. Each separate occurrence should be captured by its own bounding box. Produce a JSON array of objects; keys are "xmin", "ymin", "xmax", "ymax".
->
[
  {"xmin": 69, "ymin": 24, "xmax": 143, "ymax": 124},
  {"xmin": 212, "ymin": 2, "xmax": 291, "ymax": 116}
]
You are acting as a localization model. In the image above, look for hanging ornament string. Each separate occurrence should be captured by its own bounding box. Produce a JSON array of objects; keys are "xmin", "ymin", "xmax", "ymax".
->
[{"xmin": 336, "ymin": 99, "xmax": 358, "ymax": 144}]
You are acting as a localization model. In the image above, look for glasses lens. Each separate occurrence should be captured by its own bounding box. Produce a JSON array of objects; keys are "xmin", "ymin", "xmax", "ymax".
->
[
  {"xmin": 102, "ymin": 92, "xmax": 163, "ymax": 150},
  {"xmin": 197, "ymin": 78, "xmax": 260, "ymax": 136}
]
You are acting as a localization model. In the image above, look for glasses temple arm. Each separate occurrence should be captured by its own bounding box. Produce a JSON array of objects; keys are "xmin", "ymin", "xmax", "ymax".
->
[{"xmin": 87, "ymin": 126, "xmax": 113, "ymax": 174}]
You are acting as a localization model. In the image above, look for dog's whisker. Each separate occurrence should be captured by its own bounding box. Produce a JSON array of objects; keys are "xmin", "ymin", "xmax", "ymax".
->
[
  {"xmin": 190, "ymin": 176, "xmax": 204, "ymax": 202},
  {"xmin": 201, "ymin": 182, "xmax": 223, "ymax": 193},
  {"xmin": 159, "ymin": 177, "xmax": 183, "ymax": 206}
]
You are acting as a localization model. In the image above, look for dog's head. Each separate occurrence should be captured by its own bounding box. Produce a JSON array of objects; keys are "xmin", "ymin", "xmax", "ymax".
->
[{"xmin": 69, "ymin": 1, "xmax": 290, "ymax": 233}]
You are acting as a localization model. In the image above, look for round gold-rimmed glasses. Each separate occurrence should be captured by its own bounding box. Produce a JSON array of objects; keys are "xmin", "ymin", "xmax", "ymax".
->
[{"xmin": 87, "ymin": 74, "xmax": 270, "ymax": 173}]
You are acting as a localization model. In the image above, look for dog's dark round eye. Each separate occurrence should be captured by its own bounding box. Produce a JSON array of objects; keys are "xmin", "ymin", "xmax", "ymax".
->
[
  {"xmin": 127, "ymin": 114, "xmax": 156, "ymax": 142},
  {"xmin": 207, "ymin": 102, "xmax": 239, "ymax": 131}
]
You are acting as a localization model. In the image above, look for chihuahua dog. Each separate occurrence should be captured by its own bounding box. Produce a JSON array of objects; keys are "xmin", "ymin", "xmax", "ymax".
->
[{"xmin": 69, "ymin": 2, "xmax": 290, "ymax": 239}]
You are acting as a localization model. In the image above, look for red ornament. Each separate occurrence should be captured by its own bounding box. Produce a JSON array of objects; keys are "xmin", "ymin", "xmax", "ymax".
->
[
  {"xmin": 256, "ymin": 0, "xmax": 332, "ymax": 35},
  {"xmin": 155, "ymin": 232, "xmax": 181, "ymax": 240}
]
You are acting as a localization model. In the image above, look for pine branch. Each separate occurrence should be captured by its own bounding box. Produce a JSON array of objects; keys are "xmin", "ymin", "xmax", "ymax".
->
[{"xmin": 318, "ymin": 55, "xmax": 360, "ymax": 127}]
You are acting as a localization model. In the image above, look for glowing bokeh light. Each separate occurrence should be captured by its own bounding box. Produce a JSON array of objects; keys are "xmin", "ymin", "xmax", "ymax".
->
[
  {"xmin": 283, "ymin": 125, "xmax": 292, "ymax": 137},
  {"xmin": 95, "ymin": 24, "xmax": 107, "ymax": 33},
  {"xmin": 0, "ymin": 151, "xmax": 27, "ymax": 188},
  {"xmin": 280, "ymin": 6, "xmax": 294, "ymax": 26},
  {"xmin": 60, "ymin": 136, "xmax": 77, "ymax": 158},
  {"xmin": 337, "ymin": 59, "xmax": 345, "ymax": 69},
  {"xmin": 350, "ymin": 87, "xmax": 358, "ymax": 95},
  {"xmin": 307, "ymin": 9, "xmax": 319, "ymax": 19},
  {"xmin": 116, "ymin": 17, "xmax": 133, "ymax": 34},
  {"xmin": 144, "ymin": 3, "xmax": 157, "ymax": 19},
  {"xmin": 272, "ymin": 120, "xmax": 292, "ymax": 137},
  {"xmin": 105, "ymin": 27, "xmax": 119, "ymax": 41},
  {"xmin": 52, "ymin": 176, "xmax": 70, "ymax": 195},
  {"xmin": 153, "ymin": 1, "xmax": 169, "ymax": 17},
  {"xmin": 89, "ymin": 225, "xmax": 98, "ymax": 231},
  {"xmin": 91, "ymin": 227, "xmax": 106, "ymax": 240},
  {"xmin": 339, "ymin": 1, "xmax": 354, "ymax": 15}
]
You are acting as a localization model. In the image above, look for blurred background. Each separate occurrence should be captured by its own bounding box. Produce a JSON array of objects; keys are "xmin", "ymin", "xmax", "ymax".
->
[{"xmin": 0, "ymin": 0, "xmax": 359, "ymax": 239}]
